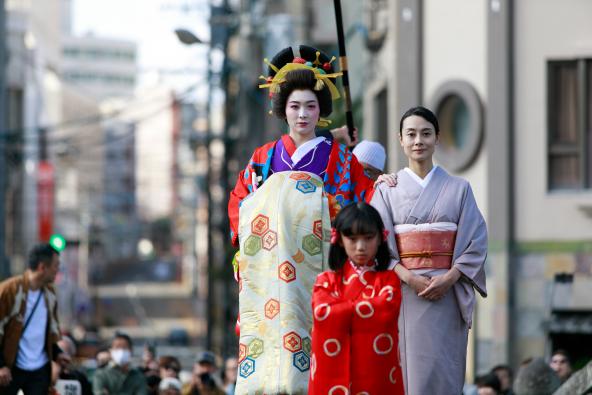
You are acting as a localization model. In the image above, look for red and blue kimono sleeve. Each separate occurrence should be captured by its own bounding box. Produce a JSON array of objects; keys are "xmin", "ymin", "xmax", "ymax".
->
[
  {"xmin": 324, "ymin": 143, "xmax": 376, "ymax": 219},
  {"xmin": 349, "ymin": 151, "xmax": 375, "ymax": 203},
  {"xmin": 228, "ymin": 141, "xmax": 275, "ymax": 247},
  {"xmin": 228, "ymin": 168, "xmax": 250, "ymax": 247}
]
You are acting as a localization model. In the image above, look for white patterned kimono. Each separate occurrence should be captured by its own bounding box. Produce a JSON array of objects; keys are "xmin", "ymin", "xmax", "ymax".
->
[{"xmin": 235, "ymin": 171, "xmax": 331, "ymax": 395}]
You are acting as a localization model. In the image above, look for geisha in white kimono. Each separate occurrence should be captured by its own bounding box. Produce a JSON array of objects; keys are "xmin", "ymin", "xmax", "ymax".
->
[{"xmin": 371, "ymin": 106, "xmax": 487, "ymax": 395}]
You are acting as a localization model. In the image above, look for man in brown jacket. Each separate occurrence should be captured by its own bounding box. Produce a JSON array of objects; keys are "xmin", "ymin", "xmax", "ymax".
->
[{"xmin": 0, "ymin": 243, "xmax": 63, "ymax": 394}]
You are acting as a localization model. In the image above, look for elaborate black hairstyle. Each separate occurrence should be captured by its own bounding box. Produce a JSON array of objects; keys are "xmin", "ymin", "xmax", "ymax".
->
[
  {"xmin": 328, "ymin": 202, "xmax": 391, "ymax": 272},
  {"xmin": 262, "ymin": 45, "xmax": 339, "ymax": 120}
]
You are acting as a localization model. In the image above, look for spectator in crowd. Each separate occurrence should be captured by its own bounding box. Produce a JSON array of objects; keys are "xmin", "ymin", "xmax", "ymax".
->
[
  {"xmin": 181, "ymin": 351, "xmax": 224, "ymax": 395},
  {"xmin": 475, "ymin": 372, "xmax": 502, "ymax": 395},
  {"xmin": 159, "ymin": 356, "xmax": 181, "ymax": 379},
  {"xmin": 221, "ymin": 357, "xmax": 237, "ymax": 395},
  {"xmin": 0, "ymin": 243, "xmax": 63, "ymax": 394},
  {"xmin": 352, "ymin": 140, "xmax": 386, "ymax": 181},
  {"xmin": 146, "ymin": 374, "xmax": 161, "ymax": 395},
  {"xmin": 56, "ymin": 336, "xmax": 92, "ymax": 395},
  {"xmin": 141, "ymin": 344, "xmax": 157, "ymax": 374},
  {"xmin": 553, "ymin": 358, "xmax": 592, "ymax": 395},
  {"xmin": 159, "ymin": 377, "xmax": 182, "ymax": 395},
  {"xmin": 93, "ymin": 332, "xmax": 147, "ymax": 395},
  {"xmin": 95, "ymin": 348, "xmax": 111, "ymax": 370},
  {"xmin": 491, "ymin": 364, "xmax": 514, "ymax": 395},
  {"xmin": 549, "ymin": 349, "xmax": 573, "ymax": 383},
  {"xmin": 513, "ymin": 357, "xmax": 560, "ymax": 395}
]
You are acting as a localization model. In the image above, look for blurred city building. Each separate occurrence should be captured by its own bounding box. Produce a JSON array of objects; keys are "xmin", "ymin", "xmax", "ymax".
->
[
  {"xmin": 360, "ymin": 0, "xmax": 592, "ymax": 376},
  {"xmin": 3, "ymin": 0, "xmax": 63, "ymax": 271},
  {"xmin": 61, "ymin": 35, "xmax": 137, "ymax": 101}
]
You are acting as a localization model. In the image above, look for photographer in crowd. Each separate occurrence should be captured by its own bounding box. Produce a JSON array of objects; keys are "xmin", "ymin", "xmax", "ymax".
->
[{"xmin": 182, "ymin": 351, "xmax": 224, "ymax": 395}]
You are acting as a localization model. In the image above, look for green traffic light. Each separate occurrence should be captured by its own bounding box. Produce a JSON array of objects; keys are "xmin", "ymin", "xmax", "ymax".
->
[{"xmin": 49, "ymin": 234, "xmax": 66, "ymax": 252}]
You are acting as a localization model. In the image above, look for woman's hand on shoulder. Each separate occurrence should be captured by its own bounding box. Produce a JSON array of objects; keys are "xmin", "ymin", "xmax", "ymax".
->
[{"xmin": 375, "ymin": 173, "xmax": 398, "ymax": 188}]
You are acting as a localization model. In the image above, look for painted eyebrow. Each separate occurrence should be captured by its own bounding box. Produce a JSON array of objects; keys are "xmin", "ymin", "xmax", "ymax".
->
[
  {"xmin": 404, "ymin": 127, "xmax": 433, "ymax": 132},
  {"xmin": 288, "ymin": 100, "xmax": 318, "ymax": 104}
]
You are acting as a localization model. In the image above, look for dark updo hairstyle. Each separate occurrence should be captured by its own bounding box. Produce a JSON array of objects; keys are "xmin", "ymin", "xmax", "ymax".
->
[
  {"xmin": 399, "ymin": 106, "xmax": 440, "ymax": 136},
  {"xmin": 328, "ymin": 202, "xmax": 391, "ymax": 272},
  {"xmin": 269, "ymin": 45, "xmax": 335, "ymax": 120}
]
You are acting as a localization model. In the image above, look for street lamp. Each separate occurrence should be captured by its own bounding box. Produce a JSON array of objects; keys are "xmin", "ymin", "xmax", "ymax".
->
[{"xmin": 174, "ymin": 28, "xmax": 206, "ymax": 45}]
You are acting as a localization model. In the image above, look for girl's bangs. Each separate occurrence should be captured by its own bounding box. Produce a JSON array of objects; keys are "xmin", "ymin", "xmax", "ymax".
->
[{"xmin": 340, "ymin": 211, "xmax": 380, "ymax": 237}]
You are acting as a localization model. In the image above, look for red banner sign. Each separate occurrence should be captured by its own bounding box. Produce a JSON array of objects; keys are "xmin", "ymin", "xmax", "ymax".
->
[{"xmin": 37, "ymin": 161, "xmax": 54, "ymax": 242}]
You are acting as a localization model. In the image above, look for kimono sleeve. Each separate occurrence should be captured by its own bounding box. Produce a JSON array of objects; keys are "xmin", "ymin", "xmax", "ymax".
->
[
  {"xmin": 370, "ymin": 184, "xmax": 401, "ymax": 268},
  {"xmin": 228, "ymin": 168, "xmax": 250, "ymax": 247},
  {"xmin": 452, "ymin": 183, "xmax": 487, "ymax": 297},
  {"xmin": 349, "ymin": 153, "xmax": 375, "ymax": 203}
]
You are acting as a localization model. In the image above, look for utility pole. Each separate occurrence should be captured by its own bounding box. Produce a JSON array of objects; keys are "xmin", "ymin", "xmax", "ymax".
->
[{"xmin": 0, "ymin": 0, "xmax": 9, "ymax": 278}]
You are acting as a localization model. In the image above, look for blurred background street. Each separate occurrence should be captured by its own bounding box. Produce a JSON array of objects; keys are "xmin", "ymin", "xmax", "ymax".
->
[{"xmin": 0, "ymin": 0, "xmax": 591, "ymax": 386}]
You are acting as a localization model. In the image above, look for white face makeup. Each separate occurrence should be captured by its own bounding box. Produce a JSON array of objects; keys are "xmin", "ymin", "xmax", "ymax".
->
[{"xmin": 285, "ymin": 89, "xmax": 320, "ymax": 140}]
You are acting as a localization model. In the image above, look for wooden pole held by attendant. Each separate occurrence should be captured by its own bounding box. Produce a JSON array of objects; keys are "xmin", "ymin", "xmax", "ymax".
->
[{"xmin": 333, "ymin": 0, "xmax": 355, "ymax": 142}]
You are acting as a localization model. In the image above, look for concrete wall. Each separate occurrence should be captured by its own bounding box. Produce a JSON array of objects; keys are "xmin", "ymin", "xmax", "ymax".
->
[
  {"xmin": 423, "ymin": 0, "xmax": 488, "ymax": 216},
  {"xmin": 514, "ymin": 0, "xmax": 592, "ymax": 242}
]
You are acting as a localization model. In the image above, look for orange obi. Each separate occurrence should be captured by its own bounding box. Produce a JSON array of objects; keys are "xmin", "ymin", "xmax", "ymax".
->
[{"xmin": 395, "ymin": 230, "xmax": 456, "ymax": 270}]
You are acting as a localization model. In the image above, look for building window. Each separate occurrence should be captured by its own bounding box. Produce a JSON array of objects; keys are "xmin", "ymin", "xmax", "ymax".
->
[
  {"xmin": 429, "ymin": 80, "xmax": 483, "ymax": 172},
  {"xmin": 548, "ymin": 59, "xmax": 592, "ymax": 190}
]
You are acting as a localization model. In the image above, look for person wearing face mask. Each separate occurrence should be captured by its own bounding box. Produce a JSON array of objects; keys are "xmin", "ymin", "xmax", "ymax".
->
[{"xmin": 92, "ymin": 332, "xmax": 147, "ymax": 395}]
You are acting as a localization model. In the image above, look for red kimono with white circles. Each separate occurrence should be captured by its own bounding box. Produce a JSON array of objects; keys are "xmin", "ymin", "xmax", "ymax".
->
[{"xmin": 309, "ymin": 261, "xmax": 405, "ymax": 395}]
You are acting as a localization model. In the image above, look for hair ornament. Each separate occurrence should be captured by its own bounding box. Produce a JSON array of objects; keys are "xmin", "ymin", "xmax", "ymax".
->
[
  {"xmin": 317, "ymin": 118, "xmax": 332, "ymax": 128},
  {"xmin": 330, "ymin": 228, "xmax": 340, "ymax": 244},
  {"xmin": 382, "ymin": 229, "xmax": 389, "ymax": 242},
  {"xmin": 259, "ymin": 61, "xmax": 343, "ymax": 101}
]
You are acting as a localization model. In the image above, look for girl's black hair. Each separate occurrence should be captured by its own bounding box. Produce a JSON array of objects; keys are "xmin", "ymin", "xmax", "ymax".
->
[
  {"xmin": 271, "ymin": 68, "xmax": 333, "ymax": 119},
  {"xmin": 328, "ymin": 202, "xmax": 391, "ymax": 272}
]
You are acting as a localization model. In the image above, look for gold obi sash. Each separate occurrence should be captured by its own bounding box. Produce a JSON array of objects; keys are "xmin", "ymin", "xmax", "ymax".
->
[{"xmin": 395, "ymin": 231, "xmax": 456, "ymax": 270}]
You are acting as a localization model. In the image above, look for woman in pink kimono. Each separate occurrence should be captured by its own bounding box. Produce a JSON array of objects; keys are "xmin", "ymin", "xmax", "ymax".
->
[{"xmin": 371, "ymin": 106, "xmax": 487, "ymax": 395}]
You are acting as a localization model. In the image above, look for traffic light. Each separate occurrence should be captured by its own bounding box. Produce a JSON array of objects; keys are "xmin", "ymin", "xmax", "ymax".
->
[{"xmin": 49, "ymin": 234, "xmax": 66, "ymax": 252}]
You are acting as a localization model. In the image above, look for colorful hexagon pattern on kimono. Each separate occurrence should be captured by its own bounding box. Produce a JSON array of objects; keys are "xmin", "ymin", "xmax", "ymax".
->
[
  {"xmin": 302, "ymin": 337, "xmax": 312, "ymax": 356},
  {"xmin": 289, "ymin": 172, "xmax": 311, "ymax": 181},
  {"xmin": 239, "ymin": 357, "xmax": 256, "ymax": 378},
  {"xmin": 278, "ymin": 261, "xmax": 297, "ymax": 283},
  {"xmin": 251, "ymin": 214, "xmax": 269, "ymax": 236},
  {"xmin": 295, "ymin": 180, "xmax": 317, "ymax": 194},
  {"xmin": 283, "ymin": 331, "xmax": 302, "ymax": 353},
  {"xmin": 264, "ymin": 298, "xmax": 280, "ymax": 319},
  {"xmin": 313, "ymin": 220, "xmax": 323, "ymax": 240},
  {"xmin": 247, "ymin": 338, "xmax": 264, "ymax": 359},
  {"xmin": 244, "ymin": 235, "xmax": 262, "ymax": 256},
  {"xmin": 261, "ymin": 230, "xmax": 278, "ymax": 251},
  {"xmin": 238, "ymin": 343, "xmax": 247, "ymax": 362},
  {"xmin": 309, "ymin": 178, "xmax": 324, "ymax": 188},
  {"xmin": 292, "ymin": 351, "xmax": 310, "ymax": 372},
  {"xmin": 302, "ymin": 234, "xmax": 322, "ymax": 255}
]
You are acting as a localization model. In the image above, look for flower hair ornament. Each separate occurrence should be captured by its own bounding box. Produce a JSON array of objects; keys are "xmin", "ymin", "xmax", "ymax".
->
[
  {"xmin": 330, "ymin": 228, "xmax": 340, "ymax": 244},
  {"xmin": 383, "ymin": 229, "xmax": 390, "ymax": 242},
  {"xmin": 258, "ymin": 45, "xmax": 343, "ymax": 128}
]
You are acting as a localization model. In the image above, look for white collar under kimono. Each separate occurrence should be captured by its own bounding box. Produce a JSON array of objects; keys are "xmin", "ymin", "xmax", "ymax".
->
[
  {"xmin": 404, "ymin": 165, "xmax": 439, "ymax": 188},
  {"xmin": 291, "ymin": 136, "xmax": 326, "ymax": 164}
]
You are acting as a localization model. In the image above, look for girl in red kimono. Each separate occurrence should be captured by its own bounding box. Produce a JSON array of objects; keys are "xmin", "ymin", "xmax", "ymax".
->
[{"xmin": 309, "ymin": 202, "xmax": 405, "ymax": 395}]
